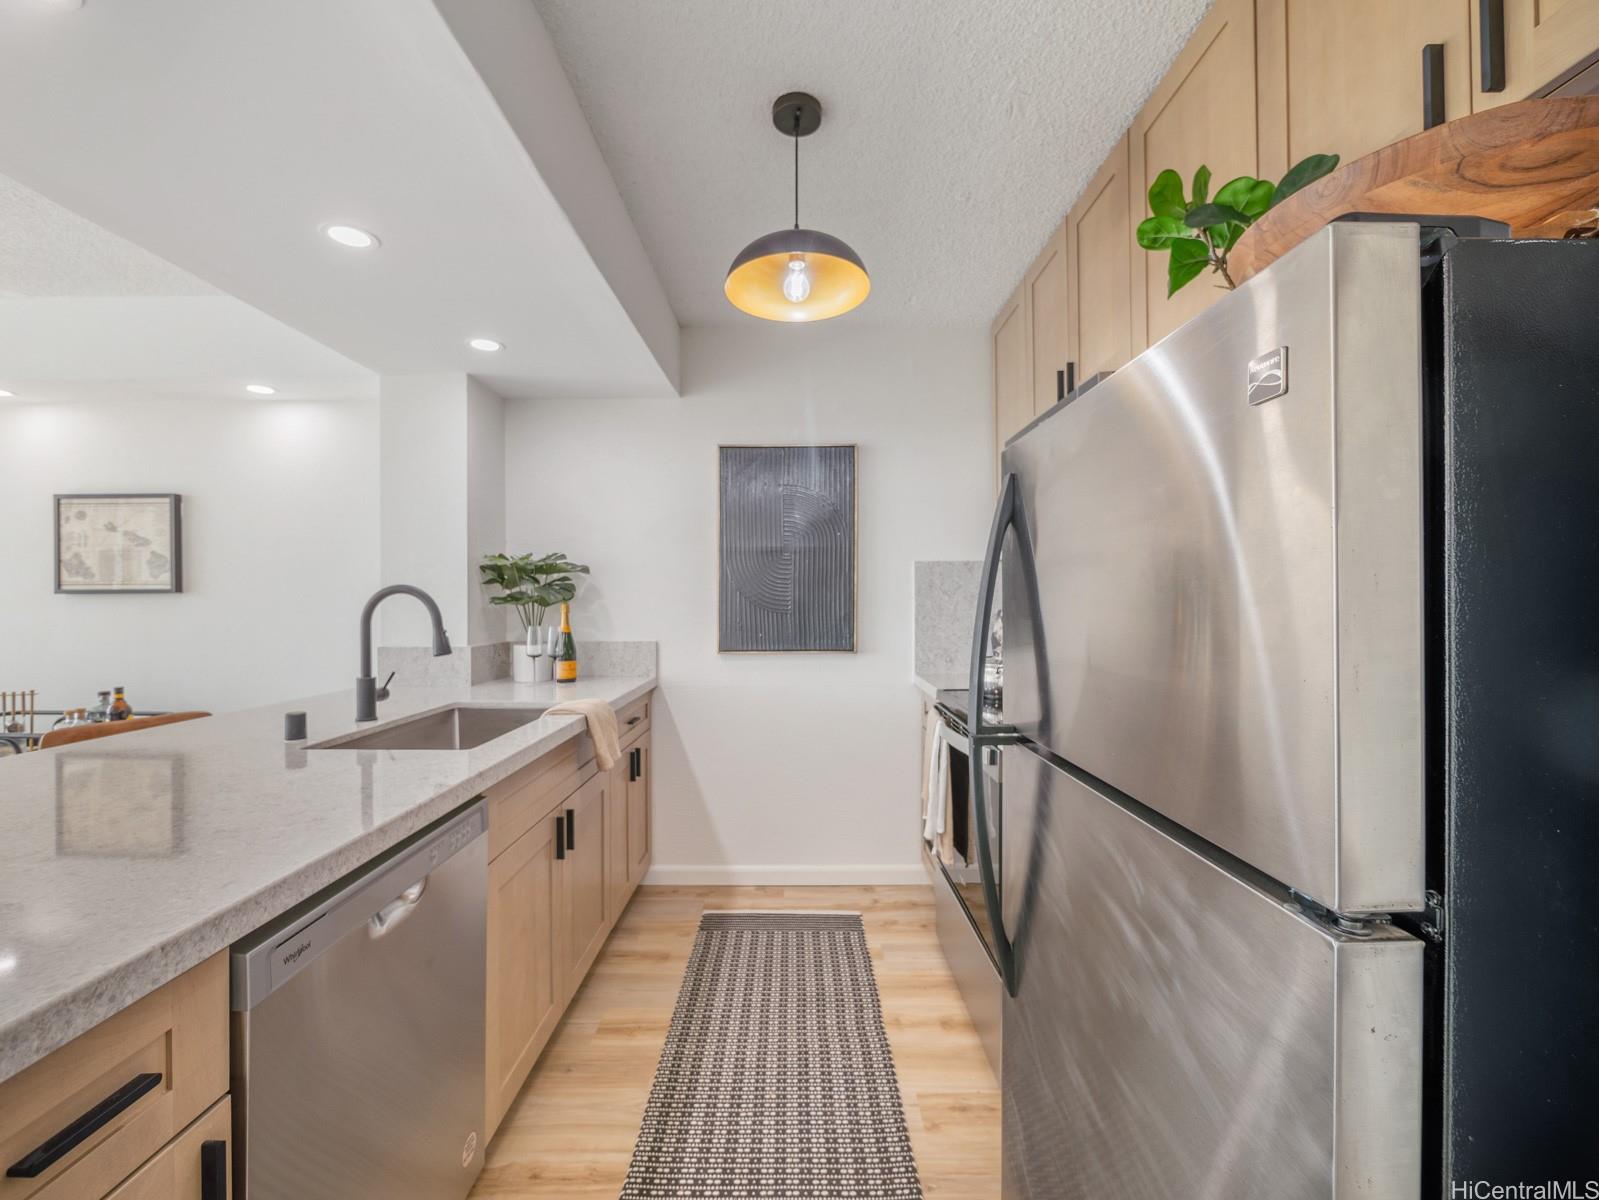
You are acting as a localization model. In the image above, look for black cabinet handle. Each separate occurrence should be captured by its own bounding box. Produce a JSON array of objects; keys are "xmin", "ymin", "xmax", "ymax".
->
[
  {"xmin": 1423, "ymin": 43, "xmax": 1446, "ymax": 129},
  {"xmin": 1479, "ymin": 0, "xmax": 1505, "ymax": 92},
  {"xmin": 554, "ymin": 815, "xmax": 565, "ymax": 860},
  {"xmin": 200, "ymin": 1139, "xmax": 227, "ymax": 1200},
  {"xmin": 626, "ymin": 715, "xmax": 642, "ymax": 726},
  {"xmin": 6, "ymin": 1072, "xmax": 162, "ymax": 1178},
  {"xmin": 565, "ymin": 808, "xmax": 575, "ymax": 851}
]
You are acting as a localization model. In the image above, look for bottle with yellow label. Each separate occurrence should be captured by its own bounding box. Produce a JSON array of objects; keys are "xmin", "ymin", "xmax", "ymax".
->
[{"xmin": 554, "ymin": 603, "xmax": 578, "ymax": 683}]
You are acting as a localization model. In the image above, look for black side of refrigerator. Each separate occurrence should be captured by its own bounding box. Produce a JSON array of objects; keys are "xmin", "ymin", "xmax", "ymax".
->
[{"xmin": 1428, "ymin": 237, "xmax": 1599, "ymax": 1189}]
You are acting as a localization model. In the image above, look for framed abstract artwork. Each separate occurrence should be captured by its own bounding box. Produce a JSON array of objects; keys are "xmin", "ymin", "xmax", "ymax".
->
[
  {"xmin": 718, "ymin": 445, "xmax": 856, "ymax": 653},
  {"xmin": 55, "ymin": 493, "xmax": 183, "ymax": 594}
]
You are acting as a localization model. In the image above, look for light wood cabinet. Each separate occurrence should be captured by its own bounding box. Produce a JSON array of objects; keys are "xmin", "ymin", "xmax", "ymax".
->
[
  {"xmin": 559, "ymin": 771, "xmax": 610, "ymax": 998},
  {"xmin": 1256, "ymin": 0, "xmax": 1472, "ymax": 181},
  {"xmin": 626, "ymin": 731, "xmax": 653, "ymax": 888},
  {"xmin": 1473, "ymin": 0, "xmax": 1599, "ymax": 108},
  {"xmin": 102, "ymin": 1097, "xmax": 230, "ymax": 1200},
  {"xmin": 485, "ymin": 809, "xmax": 563, "ymax": 1137},
  {"xmin": 483, "ymin": 690, "xmax": 655, "ymax": 1140},
  {"xmin": 1024, "ymin": 225, "xmax": 1070, "ymax": 417},
  {"xmin": 0, "ymin": 954, "xmax": 228, "ymax": 1200},
  {"xmin": 1065, "ymin": 134, "xmax": 1135, "ymax": 383},
  {"xmin": 990, "ymin": 285, "xmax": 1031, "ymax": 482},
  {"xmin": 1130, "ymin": 0, "xmax": 1261, "ymax": 349}
]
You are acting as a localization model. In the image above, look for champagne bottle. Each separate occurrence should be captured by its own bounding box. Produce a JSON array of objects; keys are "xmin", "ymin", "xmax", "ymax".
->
[{"xmin": 555, "ymin": 603, "xmax": 578, "ymax": 684}]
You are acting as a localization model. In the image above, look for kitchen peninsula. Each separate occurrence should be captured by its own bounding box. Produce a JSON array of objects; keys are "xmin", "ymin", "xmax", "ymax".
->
[{"xmin": 0, "ymin": 668, "xmax": 656, "ymax": 1086}]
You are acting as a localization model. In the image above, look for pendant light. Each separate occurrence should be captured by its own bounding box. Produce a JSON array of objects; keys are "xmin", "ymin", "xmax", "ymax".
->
[{"xmin": 724, "ymin": 92, "xmax": 870, "ymax": 322}]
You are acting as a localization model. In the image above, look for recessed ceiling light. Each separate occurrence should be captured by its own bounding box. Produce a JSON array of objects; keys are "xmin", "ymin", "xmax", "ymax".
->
[
  {"xmin": 322, "ymin": 224, "xmax": 380, "ymax": 249},
  {"xmin": 0, "ymin": 390, "xmax": 14, "ymax": 399},
  {"xmin": 468, "ymin": 337, "xmax": 503, "ymax": 352},
  {"xmin": 245, "ymin": 384, "xmax": 277, "ymax": 396}
]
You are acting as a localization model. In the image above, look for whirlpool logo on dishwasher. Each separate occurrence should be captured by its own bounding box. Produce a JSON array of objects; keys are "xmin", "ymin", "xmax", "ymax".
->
[{"xmin": 280, "ymin": 939, "xmax": 313, "ymax": 967}]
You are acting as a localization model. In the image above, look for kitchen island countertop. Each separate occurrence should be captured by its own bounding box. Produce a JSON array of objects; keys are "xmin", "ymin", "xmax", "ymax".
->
[{"xmin": 0, "ymin": 672, "xmax": 655, "ymax": 1083}]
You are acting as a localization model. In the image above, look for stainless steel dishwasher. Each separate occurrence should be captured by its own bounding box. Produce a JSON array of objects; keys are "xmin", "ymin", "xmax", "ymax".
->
[{"xmin": 231, "ymin": 800, "xmax": 486, "ymax": 1200}]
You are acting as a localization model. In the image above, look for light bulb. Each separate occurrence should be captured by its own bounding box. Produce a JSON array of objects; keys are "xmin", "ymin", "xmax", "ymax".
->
[{"xmin": 782, "ymin": 256, "xmax": 811, "ymax": 304}]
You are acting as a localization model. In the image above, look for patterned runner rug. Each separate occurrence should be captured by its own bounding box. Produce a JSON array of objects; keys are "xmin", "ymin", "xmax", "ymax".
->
[{"xmin": 619, "ymin": 911, "xmax": 924, "ymax": 1199}]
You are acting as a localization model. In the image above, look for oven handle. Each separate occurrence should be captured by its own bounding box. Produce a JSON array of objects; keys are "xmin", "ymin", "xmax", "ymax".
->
[{"xmin": 969, "ymin": 471, "xmax": 1020, "ymax": 996}]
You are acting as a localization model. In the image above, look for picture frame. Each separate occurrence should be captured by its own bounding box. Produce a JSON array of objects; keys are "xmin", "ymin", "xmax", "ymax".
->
[
  {"xmin": 718, "ymin": 445, "xmax": 857, "ymax": 653},
  {"xmin": 54, "ymin": 493, "xmax": 183, "ymax": 594}
]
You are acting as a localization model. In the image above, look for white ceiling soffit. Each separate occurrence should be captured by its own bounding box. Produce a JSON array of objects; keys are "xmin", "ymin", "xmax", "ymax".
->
[
  {"xmin": 0, "ymin": 0, "xmax": 680, "ymax": 400},
  {"xmin": 532, "ymin": 0, "xmax": 1213, "ymax": 328}
]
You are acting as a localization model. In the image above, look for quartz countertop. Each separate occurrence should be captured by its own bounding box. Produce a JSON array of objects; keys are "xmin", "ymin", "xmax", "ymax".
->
[
  {"xmin": 914, "ymin": 672, "xmax": 968, "ymax": 699},
  {"xmin": 0, "ymin": 673, "xmax": 655, "ymax": 1083}
]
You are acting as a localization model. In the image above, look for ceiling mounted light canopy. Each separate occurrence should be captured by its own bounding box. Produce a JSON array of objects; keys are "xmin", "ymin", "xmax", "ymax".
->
[{"xmin": 725, "ymin": 92, "xmax": 869, "ymax": 323}]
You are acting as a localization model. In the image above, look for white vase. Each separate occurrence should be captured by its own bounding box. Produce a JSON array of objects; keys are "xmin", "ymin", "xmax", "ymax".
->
[{"xmin": 511, "ymin": 632, "xmax": 541, "ymax": 683}]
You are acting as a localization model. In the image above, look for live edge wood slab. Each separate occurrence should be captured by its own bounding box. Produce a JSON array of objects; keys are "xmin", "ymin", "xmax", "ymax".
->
[{"xmin": 1231, "ymin": 97, "xmax": 1599, "ymax": 283}]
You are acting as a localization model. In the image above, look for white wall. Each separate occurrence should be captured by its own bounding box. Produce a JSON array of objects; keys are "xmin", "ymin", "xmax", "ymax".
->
[
  {"xmin": 505, "ymin": 323, "xmax": 992, "ymax": 883},
  {"xmin": 0, "ymin": 391, "xmax": 378, "ymax": 715}
]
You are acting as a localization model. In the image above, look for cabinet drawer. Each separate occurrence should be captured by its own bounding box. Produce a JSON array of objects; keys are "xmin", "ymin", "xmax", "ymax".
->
[
  {"xmin": 485, "ymin": 737, "xmax": 597, "ymax": 861},
  {"xmin": 617, "ymin": 694, "xmax": 651, "ymax": 747},
  {"xmin": 104, "ymin": 1096, "xmax": 230, "ymax": 1200},
  {"xmin": 0, "ymin": 954, "xmax": 229, "ymax": 1200}
]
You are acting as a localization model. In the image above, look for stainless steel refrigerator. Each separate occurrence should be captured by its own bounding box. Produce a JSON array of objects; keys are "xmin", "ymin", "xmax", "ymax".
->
[{"xmin": 966, "ymin": 221, "xmax": 1599, "ymax": 1198}]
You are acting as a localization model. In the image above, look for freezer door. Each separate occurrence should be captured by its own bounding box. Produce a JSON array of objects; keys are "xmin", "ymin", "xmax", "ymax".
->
[
  {"xmin": 1001, "ymin": 222, "xmax": 1424, "ymax": 914},
  {"xmin": 1001, "ymin": 744, "xmax": 1422, "ymax": 1200}
]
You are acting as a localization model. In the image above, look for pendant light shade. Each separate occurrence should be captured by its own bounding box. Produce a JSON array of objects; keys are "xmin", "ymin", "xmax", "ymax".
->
[{"xmin": 724, "ymin": 93, "xmax": 869, "ymax": 323}]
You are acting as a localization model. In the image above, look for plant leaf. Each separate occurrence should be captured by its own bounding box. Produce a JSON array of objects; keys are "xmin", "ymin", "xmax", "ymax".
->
[
  {"xmin": 1167, "ymin": 238, "xmax": 1211, "ymax": 297},
  {"xmin": 1136, "ymin": 214, "xmax": 1195, "ymax": 250},
  {"xmin": 1242, "ymin": 179, "xmax": 1276, "ymax": 219},
  {"xmin": 1148, "ymin": 169, "xmax": 1185, "ymax": 219},
  {"xmin": 1212, "ymin": 175, "xmax": 1260, "ymax": 210},
  {"xmin": 1271, "ymin": 153, "xmax": 1339, "ymax": 209},
  {"xmin": 1191, "ymin": 165, "xmax": 1211, "ymax": 207},
  {"xmin": 1184, "ymin": 203, "xmax": 1251, "ymax": 230}
]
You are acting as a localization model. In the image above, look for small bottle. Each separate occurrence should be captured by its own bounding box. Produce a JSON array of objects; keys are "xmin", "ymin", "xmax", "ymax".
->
[
  {"xmin": 90, "ymin": 691, "xmax": 112, "ymax": 722},
  {"xmin": 554, "ymin": 603, "xmax": 578, "ymax": 684},
  {"xmin": 109, "ymin": 687, "xmax": 132, "ymax": 721}
]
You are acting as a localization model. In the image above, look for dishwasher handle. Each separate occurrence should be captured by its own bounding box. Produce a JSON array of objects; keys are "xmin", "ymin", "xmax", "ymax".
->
[
  {"xmin": 232, "ymin": 799, "xmax": 486, "ymax": 1009},
  {"xmin": 369, "ymin": 879, "xmax": 427, "ymax": 937}
]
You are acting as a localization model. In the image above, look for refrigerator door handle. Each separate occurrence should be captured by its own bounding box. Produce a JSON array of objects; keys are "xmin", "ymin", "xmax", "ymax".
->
[{"xmin": 970, "ymin": 471, "xmax": 1020, "ymax": 996}]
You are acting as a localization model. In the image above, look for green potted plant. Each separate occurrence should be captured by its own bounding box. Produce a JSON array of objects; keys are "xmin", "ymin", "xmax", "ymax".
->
[
  {"xmin": 479, "ymin": 552, "xmax": 590, "ymax": 681},
  {"xmin": 1136, "ymin": 154, "xmax": 1339, "ymax": 296}
]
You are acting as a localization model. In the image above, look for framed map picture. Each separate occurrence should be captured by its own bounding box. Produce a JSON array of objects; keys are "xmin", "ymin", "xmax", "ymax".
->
[
  {"xmin": 718, "ymin": 445, "xmax": 855, "ymax": 653},
  {"xmin": 55, "ymin": 493, "xmax": 183, "ymax": 594}
]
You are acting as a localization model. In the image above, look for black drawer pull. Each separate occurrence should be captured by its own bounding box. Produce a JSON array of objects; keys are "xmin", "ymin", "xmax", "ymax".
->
[
  {"xmin": 1479, "ymin": 0, "xmax": 1505, "ymax": 92},
  {"xmin": 626, "ymin": 715, "xmax": 642, "ymax": 726},
  {"xmin": 6, "ymin": 1072, "xmax": 162, "ymax": 1178},
  {"xmin": 1423, "ymin": 43, "xmax": 1446, "ymax": 129},
  {"xmin": 554, "ymin": 815, "xmax": 565, "ymax": 860},
  {"xmin": 565, "ymin": 807, "xmax": 576, "ymax": 851},
  {"xmin": 200, "ymin": 1139, "xmax": 227, "ymax": 1200}
]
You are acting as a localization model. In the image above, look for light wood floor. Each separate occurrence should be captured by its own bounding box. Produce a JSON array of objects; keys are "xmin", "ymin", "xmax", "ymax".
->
[{"xmin": 469, "ymin": 885, "xmax": 1001, "ymax": 1199}]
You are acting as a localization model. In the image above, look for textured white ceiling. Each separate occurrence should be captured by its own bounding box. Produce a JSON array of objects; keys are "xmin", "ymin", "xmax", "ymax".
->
[
  {"xmin": 533, "ymin": 0, "xmax": 1211, "ymax": 327},
  {"xmin": 0, "ymin": 172, "xmax": 214, "ymax": 298}
]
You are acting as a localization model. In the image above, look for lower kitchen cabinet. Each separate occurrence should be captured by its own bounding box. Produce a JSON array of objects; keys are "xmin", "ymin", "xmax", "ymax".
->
[
  {"xmin": 483, "ymin": 690, "xmax": 655, "ymax": 1141},
  {"xmin": 103, "ymin": 1097, "xmax": 231, "ymax": 1200},
  {"xmin": 485, "ymin": 809, "xmax": 563, "ymax": 1137},
  {"xmin": 559, "ymin": 771, "xmax": 611, "ymax": 999},
  {"xmin": 626, "ymin": 732, "xmax": 652, "ymax": 888},
  {"xmin": 0, "ymin": 953, "xmax": 229, "ymax": 1200}
]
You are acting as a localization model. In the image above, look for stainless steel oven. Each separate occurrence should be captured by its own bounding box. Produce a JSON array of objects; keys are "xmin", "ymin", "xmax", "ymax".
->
[{"xmin": 926, "ymin": 692, "xmax": 1001, "ymax": 1076}]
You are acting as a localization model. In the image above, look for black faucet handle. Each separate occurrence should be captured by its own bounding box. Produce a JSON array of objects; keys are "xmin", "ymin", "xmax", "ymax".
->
[{"xmin": 376, "ymin": 671, "xmax": 395, "ymax": 702}]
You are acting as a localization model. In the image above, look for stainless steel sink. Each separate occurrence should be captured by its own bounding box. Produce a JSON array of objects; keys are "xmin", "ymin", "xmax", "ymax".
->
[{"xmin": 312, "ymin": 706, "xmax": 548, "ymax": 751}]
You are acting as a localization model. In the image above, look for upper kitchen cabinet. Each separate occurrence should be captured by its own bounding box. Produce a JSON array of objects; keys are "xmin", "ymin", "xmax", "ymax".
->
[
  {"xmin": 1255, "ymin": 0, "xmax": 1473, "ymax": 180},
  {"xmin": 991, "ymin": 283, "xmax": 1032, "ymax": 482},
  {"xmin": 1065, "ymin": 135, "xmax": 1135, "ymax": 383},
  {"xmin": 1024, "ymin": 224, "xmax": 1070, "ymax": 418},
  {"xmin": 1472, "ymin": 0, "xmax": 1599, "ymax": 107},
  {"xmin": 1129, "ymin": 0, "xmax": 1260, "ymax": 348}
]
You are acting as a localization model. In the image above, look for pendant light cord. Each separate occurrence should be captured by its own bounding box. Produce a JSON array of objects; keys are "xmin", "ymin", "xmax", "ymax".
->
[{"xmin": 792, "ymin": 107, "xmax": 801, "ymax": 230}]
